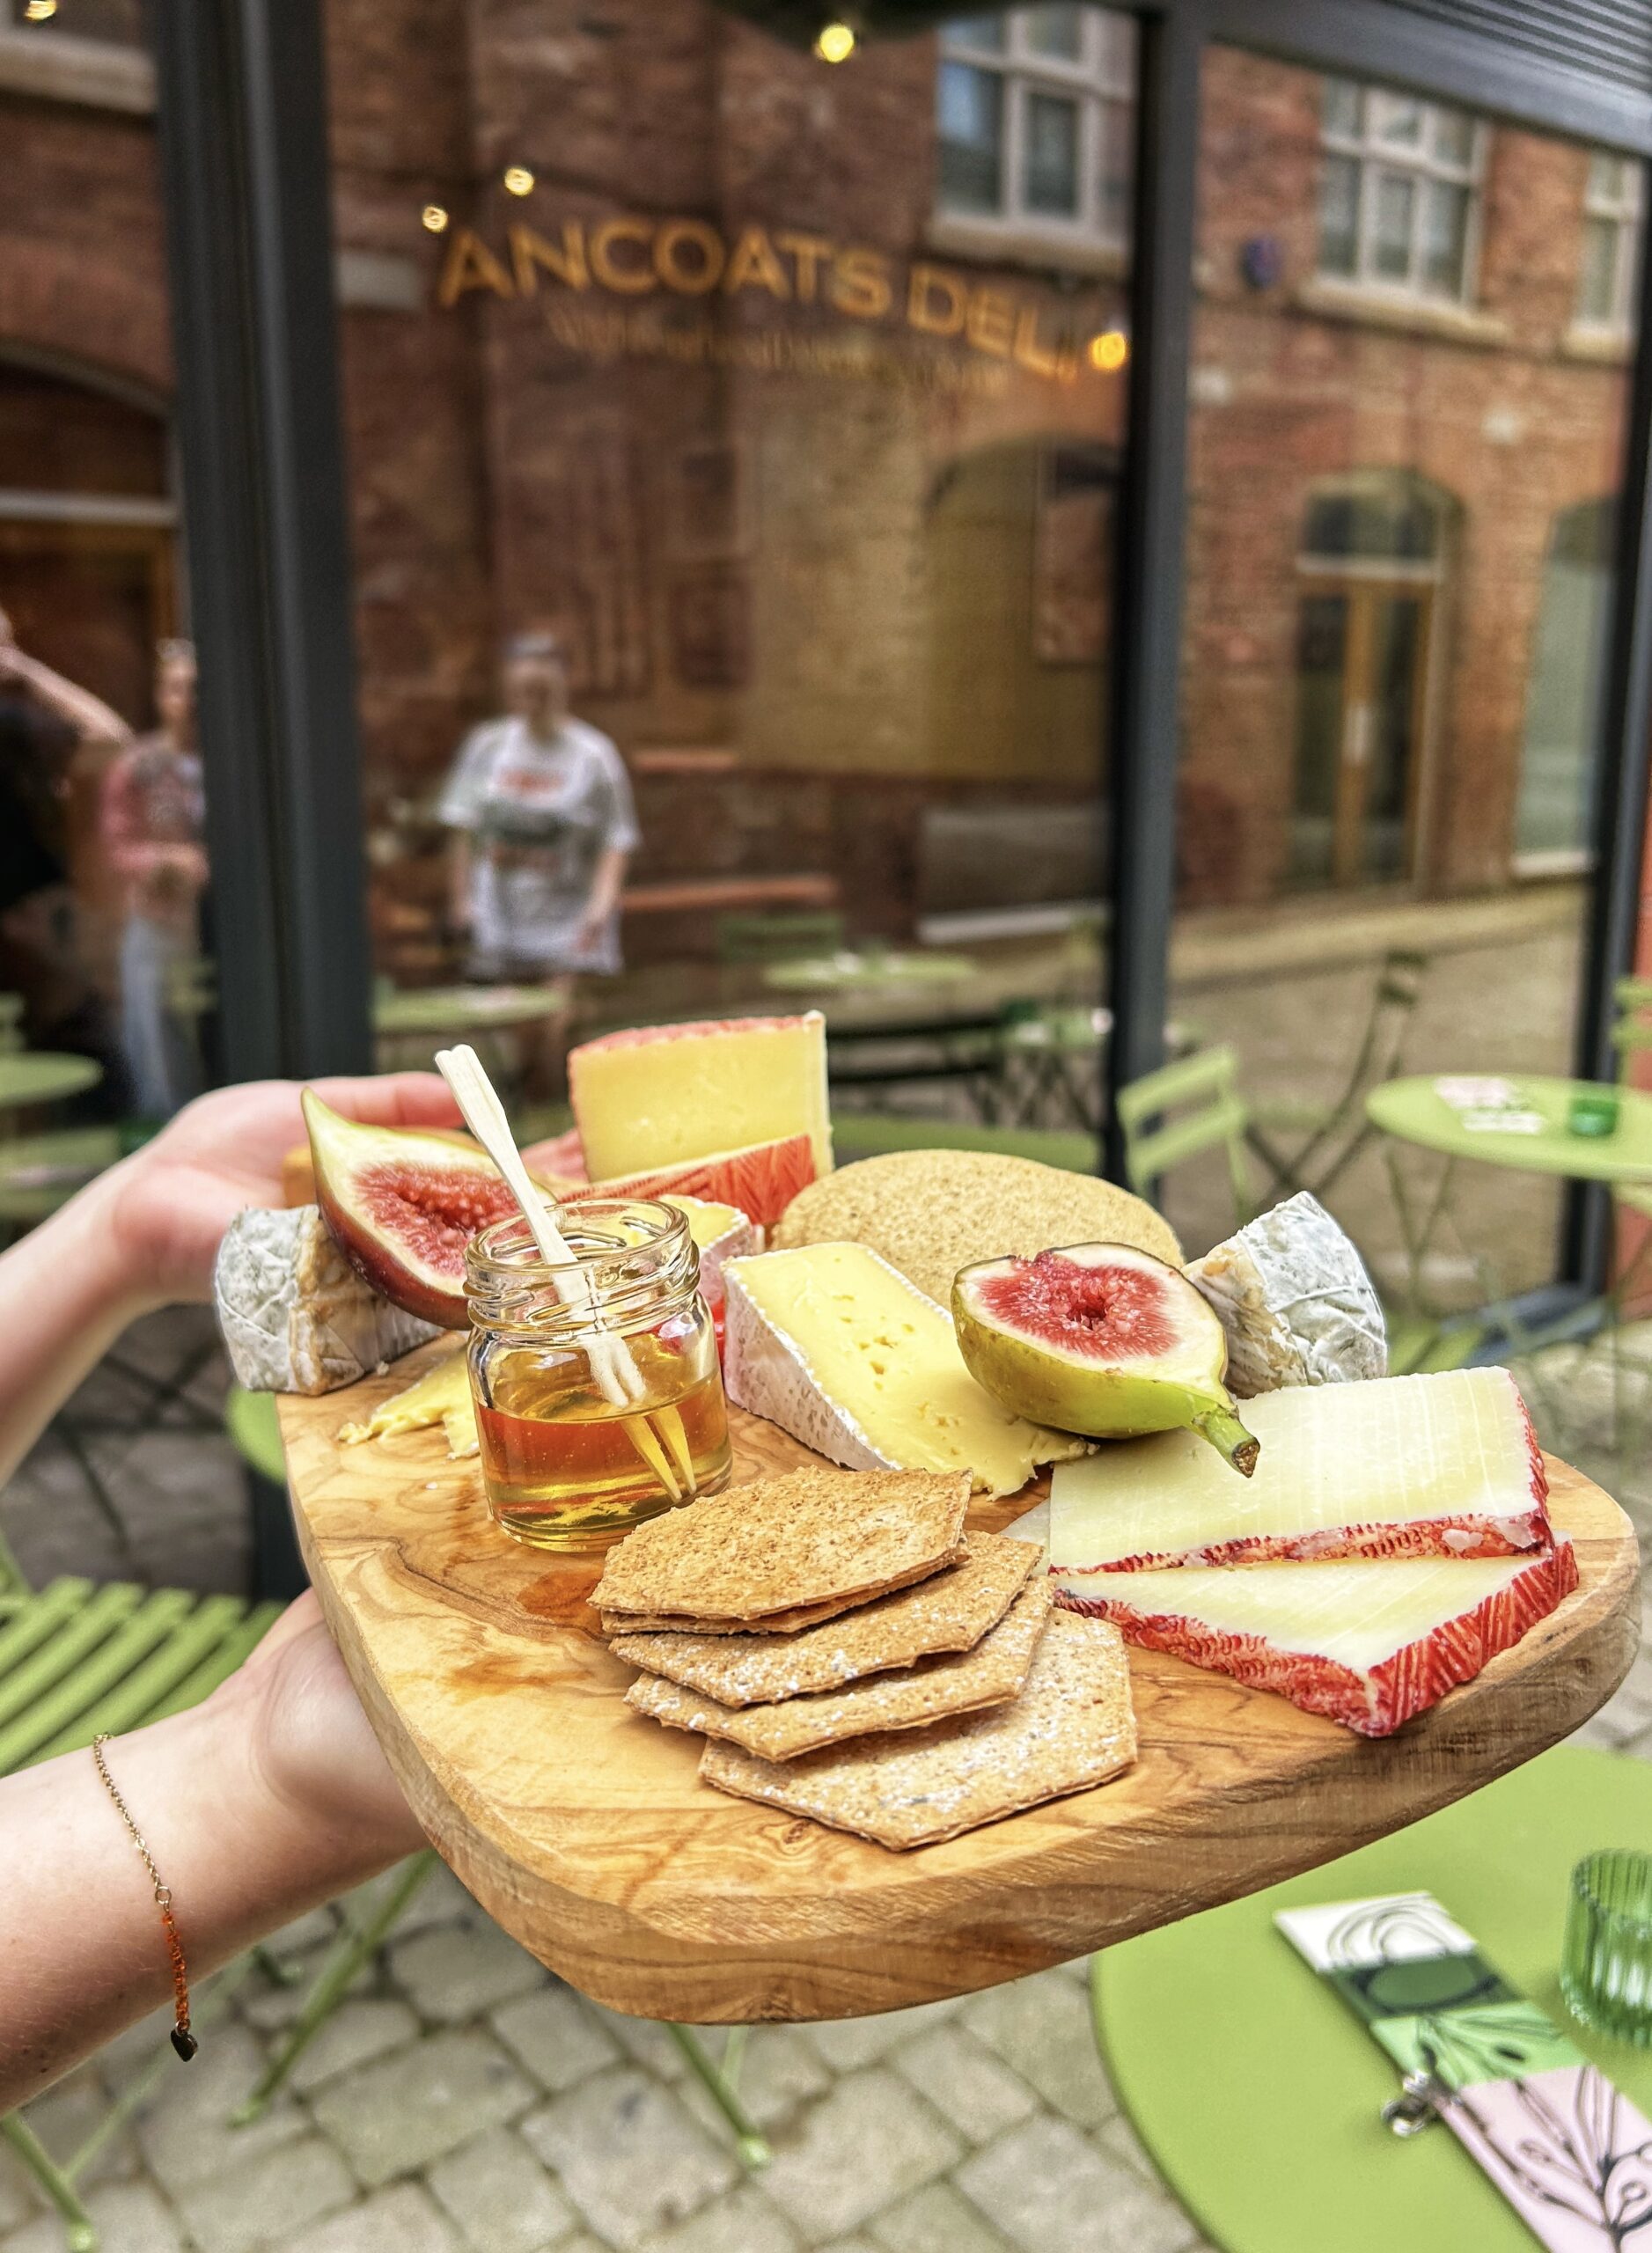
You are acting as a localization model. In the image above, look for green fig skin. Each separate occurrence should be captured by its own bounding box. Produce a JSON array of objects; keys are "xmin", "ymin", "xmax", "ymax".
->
[{"xmin": 951, "ymin": 1269, "xmax": 1259, "ymax": 1477}]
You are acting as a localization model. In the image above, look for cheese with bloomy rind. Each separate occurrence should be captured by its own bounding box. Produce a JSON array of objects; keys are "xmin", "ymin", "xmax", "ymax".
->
[
  {"xmin": 338, "ymin": 1347, "xmax": 477, "ymax": 1456},
  {"xmin": 660, "ymin": 1195, "xmax": 760, "ymax": 1298},
  {"xmin": 569, "ymin": 1014, "xmax": 832, "ymax": 1180},
  {"xmin": 216, "ymin": 1206, "xmax": 441, "ymax": 1397},
  {"xmin": 1050, "ymin": 1366, "xmax": 1549, "ymax": 1572},
  {"xmin": 1186, "ymin": 1193, "xmax": 1386, "ymax": 1397},
  {"xmin": 1055, "ymin": 1542, "xmax": 1576, "ymax": 1736},
  {"xmin": 722, "ymin": 1242, "xmax": 1088, "ymax": 1499}
]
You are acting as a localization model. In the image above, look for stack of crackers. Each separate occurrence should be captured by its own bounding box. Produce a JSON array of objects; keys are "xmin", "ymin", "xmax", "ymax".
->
[{"xmin": 595, "ymin": 1464, "xmax": 1137, "ymax": 1851}]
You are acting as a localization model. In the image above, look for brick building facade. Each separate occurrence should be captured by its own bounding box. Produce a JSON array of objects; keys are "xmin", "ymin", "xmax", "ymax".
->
[{"xmin": 0, "ymin": 2, "xmax": 1637, "ymax": 979}]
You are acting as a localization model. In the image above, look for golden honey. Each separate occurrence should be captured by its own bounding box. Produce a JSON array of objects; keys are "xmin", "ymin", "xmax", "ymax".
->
[{"xmin": 465, "ymin": 1200, "xmax": 732, "ymax": 1551}]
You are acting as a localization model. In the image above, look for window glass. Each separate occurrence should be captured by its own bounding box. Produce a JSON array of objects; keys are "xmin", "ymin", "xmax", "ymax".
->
[
  {"xmin": 1173, "ymin": 49, "xmax": 1638, "ymax": 1310},
  {"xmin": 322, "ymin": 4, "xmax": 1136, "ymax": 1145},
  {"xmin": 939, "ymin": 62, "xmax": 1006, "ymax": 212}
]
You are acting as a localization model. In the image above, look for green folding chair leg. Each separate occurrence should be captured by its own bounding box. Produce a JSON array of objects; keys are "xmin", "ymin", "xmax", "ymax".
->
[
  {"xmin": 231, "ymin": 1851, "xmax": 442, "ymax": 2125},
  {"xmin": 0, "ymin": 2115, "xmax": 96, "ymax": 2253},
  {"xmin": 666, "ymin": 2024, "xmax": 770, "ymax": 2169}
]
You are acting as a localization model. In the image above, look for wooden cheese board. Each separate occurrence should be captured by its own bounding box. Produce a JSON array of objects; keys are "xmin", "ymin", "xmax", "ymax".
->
[{"xmin": 279, "ymin": 1340, "xmax": 1640, "ymax": 2025}]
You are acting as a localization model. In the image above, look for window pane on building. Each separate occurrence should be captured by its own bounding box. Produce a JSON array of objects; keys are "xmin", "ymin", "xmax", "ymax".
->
[
  {"xmin": 939, "ymin": 61, "xmax": 1006, "ymax": 213},
  {"xmin": 1024, "ymin": 91, "xmax": 1082, "ymax": 216},
  {"xmin": 943, "ymin": 14, "xmax": 1008, "ymax": 52},
  {"xmin": 1173, "ymin": 47, "xmax": 1637, "ymax": 1313},
  {"xmin": 1372, "ymin": 170, "xmax": 1415, "ymax": 280},
  {"xmin": 1323, "ymin": 77, "xmax": 1362, "ymax": 140},
  {"xmin": 1577, "ymin": 214, "xmax": 1619, "ymax": 325},
  {"xmin": 1024, "ymin": 5, "xmax": 1084, "ymax": 60}
]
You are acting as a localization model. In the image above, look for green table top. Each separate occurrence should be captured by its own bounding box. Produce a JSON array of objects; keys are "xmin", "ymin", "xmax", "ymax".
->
[
  {"xmin": 374, "ymin": 984, "xmax": 564, "ymax": 1035},
  {"xmin": 761, "ymin": 950, "xmax": 977, "ymax": 993},
  {"xmin": 1366, "ymin": 1074, "xmax": 1652, "ymax": 1183},
  {"xmin": 0, "ymin": 1052, "xmax": 103, "ymax": 1111},
  {"xmin": 1094, "ymin": 1746, "xmax": 1652, "ymax": 2253},
  {"xmin": 224, "ymin": 1384, "xmax": 286, "ymax": 1485}
]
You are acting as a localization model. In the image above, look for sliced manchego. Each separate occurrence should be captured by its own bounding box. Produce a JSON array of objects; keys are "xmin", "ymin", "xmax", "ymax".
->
[
  {"xmin": 1056, "ymin": 1544, "xmax": 1576, "ymax": 1736},
  {"xmin": 723, "ymin": 1241, "xmax": 1087, "ymax": 1500},
  {"xmin": 1050, "ymin": 1367, "xmax": 1549, "ymax": 1572},
  {"xmin": 569, "ymin": 1014, "xmax": 832, "ymax": 1183}
]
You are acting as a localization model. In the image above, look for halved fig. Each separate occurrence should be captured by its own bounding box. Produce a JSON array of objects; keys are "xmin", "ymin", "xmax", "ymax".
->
[
  {"xmin": 302, "ymin": 1090, "xmax": 523, "ymax": 1327},
  {"xmin": 952, "ymin": 1242, "xmax": 1259, "ymax": 1476}
]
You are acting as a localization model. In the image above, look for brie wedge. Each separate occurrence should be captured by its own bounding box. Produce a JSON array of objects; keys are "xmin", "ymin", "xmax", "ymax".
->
[
  {"xmin": 1186, "ymin": 1192, "xmax": 1386, "ymax": 1397},
  {"xmin": 215, "ymin": 1206, "xmax": 440, "ymax": 1397}
]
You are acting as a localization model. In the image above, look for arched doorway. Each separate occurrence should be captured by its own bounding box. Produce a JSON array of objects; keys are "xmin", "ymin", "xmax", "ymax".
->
[
  {"xmin": 1289, "ymin": 469, "xmax": 1456, "ymax": 890},
  {"xmin": 1515, "ymin": 497, "xmax": 1614, "ymax": 875}
]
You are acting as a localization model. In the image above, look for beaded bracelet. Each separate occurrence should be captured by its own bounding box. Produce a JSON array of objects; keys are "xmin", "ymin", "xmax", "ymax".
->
[{"xmin": 92, "ymin": 1734, "xmax": 196, "ymax": 2060}]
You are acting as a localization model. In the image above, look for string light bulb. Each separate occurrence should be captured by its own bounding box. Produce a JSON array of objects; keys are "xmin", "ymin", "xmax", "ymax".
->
[
  {"xmin": 422, "ymin": 204, "xmax": 451, "ymax": 233},
  {"xmin": 503, "ymin": 166, "xmax": 535, "ymax": 197},
  {"xmin": 23, "ymin": 2, "xmax": 58, "ymax": 21},
  {"xmin": 813, "ymin": 19, "xmax": 856, "ymax": 62},
  {"xmin": 1089, "ymin": 327, "xmax": 1129, "ymax": 372}
]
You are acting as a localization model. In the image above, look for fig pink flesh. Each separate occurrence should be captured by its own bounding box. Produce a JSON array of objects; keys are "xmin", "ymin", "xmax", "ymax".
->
[
  {"xmin": 972, "ymin": 1251, "xmax": 1178, "ymax": 1362},
  {"xmin": 355, "ymin": 1164, "xmax": 518, "ymax": 1274}
]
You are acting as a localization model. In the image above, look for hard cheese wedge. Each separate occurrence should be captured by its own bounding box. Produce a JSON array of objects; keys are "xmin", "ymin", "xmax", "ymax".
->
[
  {"xmin": 723, "ymin": 1242, "xmax": 1087, "ymax": 1499},
  {"xmin": 338, "ymin": 1347, "xmax": 477, "ymax": 1457},
  {"xmin": 569, "ymin": 1014, "xmax": 832, "ymax": 1181},
  {"xmin": 1056, "ymin": 1545, "xmax": 1577, "ymax": 1736},
  {"xmin": 1050, "ymin": 1366, "xmax": 1550, "ymax": 1572}
]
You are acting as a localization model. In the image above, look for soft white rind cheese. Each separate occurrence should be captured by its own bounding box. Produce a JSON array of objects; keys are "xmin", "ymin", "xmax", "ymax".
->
[
  {"xmin": 215, "ymin": 1206, "xmax": 441, "ymax": 1396},
  {"xmin": 1186, "ymin": 1192, "xmax": 1386, "ymax": 1397}
]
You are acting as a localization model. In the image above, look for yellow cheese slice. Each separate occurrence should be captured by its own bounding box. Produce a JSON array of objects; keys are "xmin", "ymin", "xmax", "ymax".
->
[
  {"xmin": 723, "ymin": 1242, "xmax": 1087, "ymax": 1500},
  {"xmin": 339, "ymin": 1348, "xmax": 476, "ymax": 1457},
  {"xmin": 569, "ymin": 1014, "xmax": 832, "ymax": 1178}
]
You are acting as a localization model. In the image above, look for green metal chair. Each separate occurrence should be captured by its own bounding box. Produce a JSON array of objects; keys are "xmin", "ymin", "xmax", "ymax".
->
[
  {"xmin": 0, "ymin": 1520, "xmax": 283, "ymax": 2251},
  {"xmin": 715, "ymin": 910, "xmax": 845, "ymax": 965},
  {"xmin": 831, "ymin": 1110, "xmax": 1099, "ymax": 1172},
  {"xmin": 0, "ymin": 1129, "xmax": 121, "ymax": 1246},
  {"xmin": 1116, "ymin": 1045, "xmax": 1255, "ymax": 1234}
]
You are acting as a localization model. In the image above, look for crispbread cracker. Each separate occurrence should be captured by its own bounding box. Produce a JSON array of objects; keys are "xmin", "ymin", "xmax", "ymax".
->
[
  {"xmin": 599, "ymin": 1582, "xmax": 955, "ymax": 1638},
  {"xmin": 612, "ymin": 1532, "xmax": 1040, "ymax": 1703},
  {"xmin": 770, "ymin": 1149, "xmax": 1181, "ymax": 1306},
  {"xmin": 594, "ymin": 1464, "xmax": 970, "ymax": 1626},
  {"xmin": 628, "ymin": 1576, "xmax": 1053, "ymax": 1758},
  {"xmin": 700, "ymin": 1611, "xmax": 1136, "ymax": 1850}
]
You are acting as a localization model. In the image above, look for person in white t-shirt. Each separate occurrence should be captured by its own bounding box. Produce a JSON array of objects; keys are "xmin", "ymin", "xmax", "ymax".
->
[{"xmin": 438, "ymin": 632, "xmax": 639, "ymax": 981}]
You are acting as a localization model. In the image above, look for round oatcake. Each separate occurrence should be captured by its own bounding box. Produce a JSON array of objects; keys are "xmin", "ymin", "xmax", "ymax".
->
[{"xmin": 769, "ymin": 1148, "xmax": 1183, "ymax": 1307}]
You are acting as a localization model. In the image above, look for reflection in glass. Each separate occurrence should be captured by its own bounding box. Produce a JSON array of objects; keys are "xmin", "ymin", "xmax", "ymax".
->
[
  {"xmin": 1025, "ymin": 91, "xmax": 1081, "ymax": 216},
  {"xmin": 938, "ymin": 60, "xmax": 1005, "ymax": 214},
  {"xmin": 1173, "ymin": 48, "xmax": 1638, "ymax": 1310}
]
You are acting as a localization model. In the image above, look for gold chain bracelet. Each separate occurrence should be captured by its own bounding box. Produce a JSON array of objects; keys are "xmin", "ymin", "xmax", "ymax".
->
[{"xmin": 92, "ymin": 1734, "xmax": 197, "ymax": 2061}]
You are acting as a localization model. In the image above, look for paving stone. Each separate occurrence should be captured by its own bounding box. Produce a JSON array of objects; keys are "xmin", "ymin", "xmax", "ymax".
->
[
  {"xmin": 0, "ymin": 2142, "xmax": 37, "ymax": 2235},
  {"xmin": 585, "ymin": 2005, "xmax": 689, "ymax": 2080},
  {"xmin": 870, "ymin": 2180, "xmax": 1017, "ymax": 2253},
  {"xmin": 520, "ymin": 2067, "xmax": 738, "ymax": 2249},
  {"xmin": 339, "ymin": 1858, "xmax": 478, "ymax": 1941},
  {"xmin": 99, "ymin": 2003, "xmax": 187, "ymax": 2079},
  {"xmin": 891, "ymin": 2026, "xmax": 1039, "ymax": 2145},
  {"xmin": 1096, "ymin": 2108, "xmax": 1162, "ymax": 2183},
  {"xmin": 0, "ymin": 2180, "xmax": 186, "ymax": 2253},
  {"xmin": 760, "ymin": 2068, "xmax": 963, "ymax": 2241},
  {"xmin": 803, "ymin": 2000, "xmax": 966, "ymax": 2073},
  {"xmin": 307, "ymin": 2028, "xmax": 536, "ymax": 2187},
  {"xmin": 287, "ymin": 1999, "xmax": 422, "ymax": 2095},
  {"xmin": 173, "ymin": 2137, "xmax": 357, "ymax": 2253},
  {"xmin": 239, "ymin": 1942, "xmax": 372, "ymax": 2033},
  {"xmin": 262, "ymin": 1906, "xmax": 340, "ymax": 1959},
  {"xmin": 277, "ymin": 2181, "xmax": 462, "ymax": 2253},
  {"xmin": 960, "ymin": 1971, "xmax": 1117, "ymax": 2130},
  {"xmin": 957, "ymin": 2117, "xmax": 1197, "ymax": 2253},
  {"xmin": 133, "ymin": 2020, "xmax": 306, "ymax": 2194},
  {"xmin": 428, "ymin": 2125, "xmax": 579, "ymax": 2252},
  {"xmin": 720, "ymin": 2027, "xmax": 832, "ymax": 2132},
  {"xmin": 391, "ymin": 1919, "xmax": 547, "ymax": 2023},
  {"xmin": 817, "ymin": 2242, "xmax": 882, "ymax": 2253},
  {"xmin": 635, "ymin": 2180, "xmax": 801, "ymax": 2253},
  {"xmin": 491, "ymin": 1984, "xmax": 623, "ymax": 2094},
  {"xmin": 17, "ymin": 2068, "xmax": 139, "ymax": 2189}
]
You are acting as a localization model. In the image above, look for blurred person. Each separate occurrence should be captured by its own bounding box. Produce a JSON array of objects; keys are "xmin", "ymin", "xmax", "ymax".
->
[
  {"xmin": 439, "ymin": 631, "xmax": 639, "ymax": 984},
  {"xmin": 0, "ymin": 1071, "xmax": 457, "ymax": 2105},
  {"xmin": 0, "ymin": 605, "xmax": 128, "ymax": 1068},
  {"xmin": 100, "ymin": 639, "xmax": 209, "ymax": 1119}
]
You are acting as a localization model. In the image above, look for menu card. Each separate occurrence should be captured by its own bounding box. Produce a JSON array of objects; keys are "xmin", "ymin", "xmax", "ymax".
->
[{"xmin": 1277, "ymin": 1890, "xmax": 1652, "ymax": 2250}]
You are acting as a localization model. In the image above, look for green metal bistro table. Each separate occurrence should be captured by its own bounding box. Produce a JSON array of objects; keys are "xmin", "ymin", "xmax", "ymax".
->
[
  {"xmin": 1367, "ymin": 1074, "xmax": 1652, "ymax": 1183},
  {"xmin": 1093, "ymin": 1745, "xmax": 1652, "ymax": 2253},
  {"xmin": 0, "ymin": 1053, "xmax": 103, "ymax": 1115}
]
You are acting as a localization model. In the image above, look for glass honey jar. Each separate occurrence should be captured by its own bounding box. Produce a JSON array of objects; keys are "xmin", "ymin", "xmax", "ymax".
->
[{"xmin": 464, "ymin": 1196, "xmax": 732, "ymax": 1551}]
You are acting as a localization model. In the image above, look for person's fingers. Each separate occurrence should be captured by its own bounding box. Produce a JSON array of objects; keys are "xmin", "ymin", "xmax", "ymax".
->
[{"xmin": 305, "ymin": 1072, "xmax": 464, "ymax": 1131}]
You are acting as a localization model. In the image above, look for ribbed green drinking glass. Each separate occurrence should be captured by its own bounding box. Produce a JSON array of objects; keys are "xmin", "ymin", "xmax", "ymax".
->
[{"xmin": 1560, "ymin": 1851, "xmax": 1652, "ymax": 2045}]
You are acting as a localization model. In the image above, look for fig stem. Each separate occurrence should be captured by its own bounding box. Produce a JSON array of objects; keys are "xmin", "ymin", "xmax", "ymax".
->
[{"xmin": 1193, "ymin": 1405, "xmax": 1261, "ymax": 1478}]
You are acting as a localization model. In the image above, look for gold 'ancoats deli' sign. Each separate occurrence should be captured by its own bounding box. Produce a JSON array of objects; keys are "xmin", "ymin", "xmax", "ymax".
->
[{"xmin": 437, "ymin": 216, "xmax": 1118, "ymax": 383}]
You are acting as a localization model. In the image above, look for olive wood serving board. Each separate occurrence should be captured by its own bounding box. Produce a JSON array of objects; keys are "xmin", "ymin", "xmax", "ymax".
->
[{"xmin": 278, "ymin": 1343, "xmax": 1640, "ymax": 2024}]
